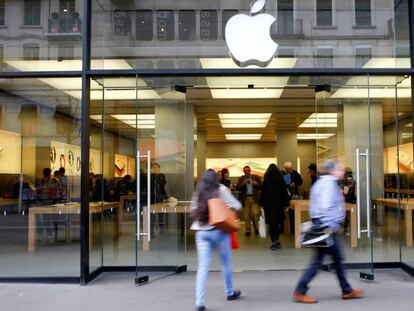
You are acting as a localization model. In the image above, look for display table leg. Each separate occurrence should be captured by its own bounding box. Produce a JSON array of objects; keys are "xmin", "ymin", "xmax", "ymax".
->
[
  {"xmin": 294, "ymin": 205, "xmax": 301, "ymax": 249},
  {"xmin": 143, "ymin": 206, "xmax": 149, "ymax": 251},
  {"xmin": 405, "ymin": 208, "xmax": 413, "ymax": 247},
  {"xmin": 350, "ymin": 206, "xmax": 357, "ymax": 248},
  {"xmin": 28, "ymin": 212, "xmax": 37, "ymax": 251}
]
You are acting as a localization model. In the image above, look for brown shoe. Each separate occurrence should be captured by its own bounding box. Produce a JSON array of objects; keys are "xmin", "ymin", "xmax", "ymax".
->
[
  {"xmin": 342, "ymin": 289, "xmax": 364, "ymax": 300},
  {"xmin": 293, "ymin": 292, "xmax": 318, "ymax": 304}
]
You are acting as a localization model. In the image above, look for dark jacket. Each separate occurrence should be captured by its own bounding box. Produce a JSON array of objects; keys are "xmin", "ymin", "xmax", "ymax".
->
[
  {"xmin": 151, "ymin": 173, "xmax": 168, "ymax": 203},
  {"xmin": 236, "ymin": 174, "xmax": 261, "ymax": 205},
  {"xmin": 282, "ymin": 169, "xmax": 303, "ymax": 197},
  {"xmin": 260, "ymin": 173, "xmax": 290, "ymax": 225}
]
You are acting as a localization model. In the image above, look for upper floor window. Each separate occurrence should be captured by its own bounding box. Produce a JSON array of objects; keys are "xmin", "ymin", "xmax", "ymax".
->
[
  {"xmin": 277, "ymin": 0, "xmax": 294, "ymax": 34},
  {"xmin": 157, "ymin": 10, "xmax": 174, "ymax": 41},
  {"xmin": 23, "ymin": 43, "xmax": 40, "ymax": 60},
  {"xmin": 200, "ymin": 10, "xmax": 218, "ymax": 41},
  {"xmin": 24, "ymin": 0, "xmax": 41, "ymax": 26},
  {"xmin": 355, "ymin": 0, "xmax": 371, "ymax": 26},
  {"xmin": 179, "ymin": 10, "xmax": 196, "ymax": 41},
  {"xmin": 316, "ymin": 0, "xmax": 333, "ymax": 26},
  {"xmin": 0, "ymin": 0, "xmax": 5, "ymax": 26},
  {"xmin": 136, "ymin": 10, "xmax": 153, "ymax": 41},
  {"xmin": 315, "ymin": 47, "xmax": 333, "ymax": 68}
]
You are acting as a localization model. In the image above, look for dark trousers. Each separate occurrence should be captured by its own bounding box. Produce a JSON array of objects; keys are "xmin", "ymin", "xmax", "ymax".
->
[
  {"xmin": 269, "ymin": 223, "xmax": 281, "ymax": 243},
  {"xmin": 295, "ymin": 234, "xmax": 353, "ymax": 295}
]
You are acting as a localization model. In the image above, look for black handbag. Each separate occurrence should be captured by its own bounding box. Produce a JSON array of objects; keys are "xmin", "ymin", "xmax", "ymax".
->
[{"xmin": 300, "ymin": 218, "xmax": 333, "ymax": 248}]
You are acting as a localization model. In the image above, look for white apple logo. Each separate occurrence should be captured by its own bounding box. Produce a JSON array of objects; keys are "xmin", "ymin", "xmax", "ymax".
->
[{"xmin": 225, "ymin": 0, "xmax": 278, "ymax": 67}]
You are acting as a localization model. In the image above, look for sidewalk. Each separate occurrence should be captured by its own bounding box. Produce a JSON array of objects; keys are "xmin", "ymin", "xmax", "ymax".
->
[{"xmin": 1, "ymin": 269, "xmax": 413, "ymax": 311}]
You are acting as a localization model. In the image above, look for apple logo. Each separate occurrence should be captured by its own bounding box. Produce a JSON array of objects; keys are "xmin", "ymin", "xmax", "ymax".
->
[{"xmin": 225, "ymin": 0, "xmax": 278, "ymax": 67}]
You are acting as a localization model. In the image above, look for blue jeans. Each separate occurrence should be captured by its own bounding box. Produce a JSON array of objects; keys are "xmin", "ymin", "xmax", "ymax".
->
[
  {"xmin": 295, "ymin": 234, "xmax": 353, "ymax": 295},
  {"xmin": 195, "ymin": 229, "xmax": 234, "ymax": 307}
]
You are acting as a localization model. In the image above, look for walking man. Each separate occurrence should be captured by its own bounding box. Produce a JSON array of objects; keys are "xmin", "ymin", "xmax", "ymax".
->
[
  {"xmin": 237, "ymin": 165, "xmax": 261, "ymax": 236},
  {"xmin": 293, "ymin": 159, "xmax": 364, "ymax": 303}
]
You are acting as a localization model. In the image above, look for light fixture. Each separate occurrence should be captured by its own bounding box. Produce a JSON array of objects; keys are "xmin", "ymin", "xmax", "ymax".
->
[
  {"xmin": 199, "ymin": 58, "xmax": 296, "ymax": 99},
  {"xmin": 297, "ymin": 133, "xmax": 335, "ymax": 140},
  {"xmin": 112, "ymin": 114, "xmax": 155, "ymax": 129},
  {"xmin": 91, "ymin": 114, "xmax": 155, "ymax": 129},
  {"xmin": 299, "ymin": 113, "xmax": 338, "ymax": 128},
  {"xmin": 225, "ymin": 134, "xmax": 262, "ymax": 140},
  {"xmin": 219, "ymin": 113, "xmax": 271, "ymax": 128}
]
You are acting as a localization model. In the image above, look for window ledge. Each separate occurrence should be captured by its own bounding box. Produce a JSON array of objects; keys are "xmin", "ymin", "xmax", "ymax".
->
[
  {"xmin": 0, "ymin": 25, "xmax": 7, "ymax": 29},
  {"xmin": 352, "ymin": 25, "xmax": 376, "ymax": 29},
  {"xmin": 313, "ymin": 25, "xmax": 337, "ymax": 30},
  {"xmin": 20, "ymin": 25, "xmax": 43, "ymax": 29}
]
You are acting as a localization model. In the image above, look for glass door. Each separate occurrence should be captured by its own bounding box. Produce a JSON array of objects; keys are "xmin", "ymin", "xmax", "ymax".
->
[
  {"xmin": 314, "ymin": 75, "xmax": 401, "ymax": 280},
  {"xmin": 135, "ymin": 77, "xmax": 188, "ymax": 284}
]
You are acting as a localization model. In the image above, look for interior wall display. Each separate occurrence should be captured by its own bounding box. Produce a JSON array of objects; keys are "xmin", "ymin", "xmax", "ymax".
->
[
  {"xmin": 206, "ymin": 158, "xmax": 276, "ymax": 177},
  {"xmin": 384, "ymin": 143, "xmax": 414, "ymax": 174},
  {"xmin": 50, "ymin": 146, "xmax": 56, "ymax": 164},
  {"xmin": 51, "ymin": 141, "xmax": 102, "ymax": 176},
  {"xmin": 115, "ymin": 154, "xmax": 136, "ymax": 177},
  {"xmin": 0, "ymin": 130, "xmax": 22, "ymax": 174},
  {"xmin": 115, "ymin": 154, "xmax": 127, "ymax": 177}
]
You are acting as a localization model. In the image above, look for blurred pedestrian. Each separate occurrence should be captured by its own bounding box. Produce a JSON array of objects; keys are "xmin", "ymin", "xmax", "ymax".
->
[
  {"xmin": 260, "ymin": 164, "xmax": 290, "ymax": 250},
  {"xmin": 293, "ymin": 160, "xmax": 364, "ymax": 303},
  {"xmin": 191, "ymin": 169, "xmax": 242, "ymax": 311}
]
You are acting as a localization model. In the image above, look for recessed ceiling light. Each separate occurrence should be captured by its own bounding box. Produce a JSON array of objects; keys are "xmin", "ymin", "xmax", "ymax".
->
[
  {"xmin": 225, "ymin": 134, "xmax": 262, "ymax": 140},
  {"xmin": 91, "ymin": 114, "xmax": 155, "ymax": 129},
  {"xmin": 297, "ymin": 133, "xmax": 335, "ymax": 140},
  {"xmin": 299, "ymin": 113, "xmax": 337, "ymax": 128},
  {"xmin": 219, "ymin": 113, "xmax": 271, "ymax": 128}
]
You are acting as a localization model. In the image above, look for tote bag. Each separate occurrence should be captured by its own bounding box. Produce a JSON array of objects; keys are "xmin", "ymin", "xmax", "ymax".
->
[
  {"xmin": 259, "ymin": 208, "xmax": 267, "ymax": 238},
  {"xmin": 208, "ymin": 198, "xmax": 241, "ymax": 233}
]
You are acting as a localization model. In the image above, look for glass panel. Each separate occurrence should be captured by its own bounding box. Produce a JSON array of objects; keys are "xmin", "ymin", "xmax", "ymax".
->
[
  {"xmin": 0, "ymin": 77, "xmax": 81, "ymax": 277},
  {"xmin": 397, "ymin": 76, "xmax": 414, "ymax": 269},
  {"xmin": 0, "ymin": 0, "xmax": 83, "ymax": 72},
  {"xmin": 315, "ymin": 76, "xmax": 374, "ymax": 269},
  {"xmin": 135, "ymin": 76, "xmax": 188, "ymax": 282},
  {"xmin": 91, "ymin": 0, "xmax": 410, "ymax": 69}
]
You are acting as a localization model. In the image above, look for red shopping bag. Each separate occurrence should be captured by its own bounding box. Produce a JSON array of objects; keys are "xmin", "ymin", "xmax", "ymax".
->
[{"xmin": 230, "ymin": 232, "xmax": 239, "ymax": 250}]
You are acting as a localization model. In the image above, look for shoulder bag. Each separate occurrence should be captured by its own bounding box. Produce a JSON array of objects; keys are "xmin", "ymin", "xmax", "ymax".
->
[{"xmin": 208, "ymin": 198, "xmax": 241, "ymax": 233}]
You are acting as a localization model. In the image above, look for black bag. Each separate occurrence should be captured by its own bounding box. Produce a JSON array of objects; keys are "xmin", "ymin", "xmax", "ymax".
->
[{"xmin": 300, "ymin": 218, "xmax": 333, "ymax": 248}]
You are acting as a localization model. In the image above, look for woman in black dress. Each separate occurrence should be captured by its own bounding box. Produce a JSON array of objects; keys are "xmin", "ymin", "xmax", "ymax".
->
[{"xmin": 260, "ymin": 163, "xmax": 290, "ymax": 250}]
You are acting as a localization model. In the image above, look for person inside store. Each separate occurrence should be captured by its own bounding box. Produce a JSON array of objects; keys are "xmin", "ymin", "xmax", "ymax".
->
[
  {"xmin": 216, "ymin": 170, "xmax": 222, "ymax": 183},
  {"xmin": 307, "ymin": 163, "xmax": 318, "ymax": 186},
  {"xmin": 220, "ymin": 168, "xmax": 235, "ymax": 191},
  {"xmin": 342, "ymin": 167, "xmax": 356, "ymax": 236},
  {"xmin": 191, "ymin": 169, "xmax": 242, "ymax": 311},
  {"xmin": 51, "ymin": 170, "xmax": 62, "ymax": 202},
  {"xmin": 115, "ymin": 174, "xmax": 133, "ymax": 201},
  {"xmin": 36, "ymin": 168, "xmax": 54, "ymax": 239},
  {"xmin": 237, "ymin": 165, "xmax": 262, "ymax": 236},
  {"xmin": 151, "ymin": 163, "xmax": 168, "ymax": 203},
  {"xmin": 92, "ymin": 174, "xmax": 110, "ymax": 202},
  {"xmin": 260, "ymin": 164, "xmax": 290, "ymax": 250},
  {"xmin": 293, "ymin": 159, "xmax": 364, "ymax": 304},
  {"xmin": 59, "ymin": 167, "xmax": 68, "ymax": 202},
  {"xmin": 282, "ymin": 161, "xmax": 303, "ymax": 234}
]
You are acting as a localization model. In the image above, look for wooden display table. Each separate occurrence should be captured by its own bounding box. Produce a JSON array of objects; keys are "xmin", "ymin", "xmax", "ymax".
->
[
  {"xmin": 0, "ymin": 198, "xmax": 19, "ymax": 207},
  {"xmin": 290, "ymin": 200, "xmax": 357, "ymax": 249},
  {"xmin": 28, "ymin": 201, "xmax": 122, "ymax": 251},
  {"xmin": 372, "ymin": 198, "xmax": 414, "ymax": 247}
]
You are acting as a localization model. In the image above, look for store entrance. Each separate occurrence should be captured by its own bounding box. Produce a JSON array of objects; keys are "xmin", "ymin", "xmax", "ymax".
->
[{"xmin": 90, "ymin": 74, "xmax": 411, "ymax": 282}]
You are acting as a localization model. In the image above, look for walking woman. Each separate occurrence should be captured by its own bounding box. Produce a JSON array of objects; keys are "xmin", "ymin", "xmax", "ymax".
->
[
  {"xmin": 260, "ymin": 164, "xmax": 290, "ymax": 250},
  {"xmin": 191, "ymin": 169, "xmax": 242, "ymax": 311}
]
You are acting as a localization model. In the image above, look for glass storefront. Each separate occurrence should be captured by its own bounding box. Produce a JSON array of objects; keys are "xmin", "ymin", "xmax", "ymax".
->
[{"xmin": 0, "ymin": 0, "xmax": 413, "ymax": 283}]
